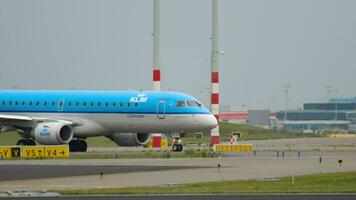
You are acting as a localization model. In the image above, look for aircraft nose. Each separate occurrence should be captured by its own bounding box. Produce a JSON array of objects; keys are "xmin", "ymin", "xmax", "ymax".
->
[{"xmin": 204, "ymin": 114, "xmax": 218, "ymax": 129}]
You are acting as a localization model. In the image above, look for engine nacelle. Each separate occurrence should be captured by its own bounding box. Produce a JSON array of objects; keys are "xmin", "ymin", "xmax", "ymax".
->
[
  {"xmin": 32, "ymin": 122, "xmax": 73, "ymax": 145},
  {"xmin": 110, "ymin": 133, "xmax": 150, "ymax": 146}
]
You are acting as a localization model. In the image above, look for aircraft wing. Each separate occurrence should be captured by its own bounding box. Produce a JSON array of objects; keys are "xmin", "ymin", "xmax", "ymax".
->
[
  {"xmin": 0, "ymin": 114, "xmax": 83, "ymax": 126},
  {"xmin": 0, "ymin": 114, "xmax": 33, "ymax": 121}
]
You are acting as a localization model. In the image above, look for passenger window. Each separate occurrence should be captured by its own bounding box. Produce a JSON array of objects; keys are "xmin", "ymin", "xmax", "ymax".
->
[
  {"xmin": 112, "ymin": 102, "xmax": 116, "ymax": 107},
  {"xmin": 120, "ymin": 102, "xmax": 123, "ymax": 107},
  {"xmin": 127, "ymin": 102, "xmax": 130, "ymax": 107},
  {"xmin": 83, "ymin": 102, "xmax": 87, "ymax": 106},
  {"xmin": 36, "ymin": 101, "xmax": 40, "ymax": 106},
  {"xmin": 59, "ymin": 101, "xmax": 63, "ymax": 106},
  {"xmin": 2, "ymin": 101, "xmax": 5, "ymax": 106},
  {"xmin": 15, "ymin": 101, "xmax": 18, "ymax": 106},
  {"xmin": 176, "ymin": 101, "xmax": 186, "ymax": 107},
  {"xmin": 68, "ymin": 102, "xmax": 72, "ymax": 106},
  {"xmin": 22, "ymin": 101, "xmax": 26, "ymax": 106},
  {"xmin": 44, "ymin": 101, "xmax": 47, "ymax": 106},
  {"xmin": 51, "ymin": 102, "xmax": 55, "ymax": 106},
  {"xmin": 8, "ymin": 101, "xmax": 12, "ymax": 106},
  {"xmin": 105, "ymin": 102, "xmax": 108, "ymax": 107},
  {"xmin": 135, "ymin": 102, "xmax": 138, "ymax": 107},
  {"xmin": 90, "ymin": 102, "xmax": 94, "ymax": 106},
  {"xmin": 76, "ymin": 102, "xmax": 80, "ymax": 106},
  {"xmin": 29, "ymin": 101, "xmax": 32, "ymax": 106},
  {"xmin": 98, "ymin": 102, "xmax": 101, "ymax": 107}
]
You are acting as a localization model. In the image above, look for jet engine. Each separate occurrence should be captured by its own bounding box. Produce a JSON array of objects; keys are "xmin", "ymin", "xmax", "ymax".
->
[
  {"xmin": 32, "ymin": 122, "xmax": 73, "ymax": 145},
  {"xmin": 109, "ymin": 133, "xmax": 150, "ymax": 146}
]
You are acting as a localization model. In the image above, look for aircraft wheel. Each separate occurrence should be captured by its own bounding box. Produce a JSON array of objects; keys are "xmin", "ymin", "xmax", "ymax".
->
[
  {"xmin": 172, "ymin": 144, "xmax": 178, "ymax": 152},
  {"xmin": 16, "ymin": 139, "xmax": 26, "ymax": 146},
  {"xmin": 78, "ymin": 140, "xmax": 87, "ymax": 152},
  {"xmin": 69, "ymin": 140, "xmax": 79, "ymax": 152},
  {"xmin": 177, "ymin": 144, "xmax": 183, "ymax": 152},
  {"xmin": 172, "ymin": 144, "xmax": 183, "ymax": 152},
  {"xmin": 69, "ymin": 139, "xmax": 87, "ymax": 152},
  {"xmin": 16, "ymin": 139, "xmax": 36, "ymax": 146},
  {"xmin": 28, "ymin": 139, "xmax": 36, "ymax": 146}
]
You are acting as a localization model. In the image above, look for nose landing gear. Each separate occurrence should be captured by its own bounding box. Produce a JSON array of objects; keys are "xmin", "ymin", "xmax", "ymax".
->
[{"xmin": 172, "ymin": 136, "xmax": 183, "ymax": 152}]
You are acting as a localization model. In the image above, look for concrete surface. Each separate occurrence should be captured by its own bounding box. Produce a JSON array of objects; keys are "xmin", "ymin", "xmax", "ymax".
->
[
  {"xmin": 84, "ymin": 137, "xmax": 356, "ymax": 152},
  {"xmin": 0, "ymin": 153, "xmax": 355, "ymax": 191},
  {"xmin": 0, "ymin": 137, "xmax": 355, "ymax": 192}
]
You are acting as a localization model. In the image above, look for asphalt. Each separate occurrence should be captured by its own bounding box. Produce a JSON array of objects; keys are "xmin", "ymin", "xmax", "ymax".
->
[
  {"xmin": 10, "ymin": 195, "xmax": 356, "ymax": 200},
  {"xmin": 0, "ymin": 165, "xmax": 205, "ymax": 181},
  {"xmin": 1, "ymin": 138, "xmax": 356, "ymax": 192},
  {"xmin": 1, "ymin": 153, "xmax": 356, "ymax": 191}
]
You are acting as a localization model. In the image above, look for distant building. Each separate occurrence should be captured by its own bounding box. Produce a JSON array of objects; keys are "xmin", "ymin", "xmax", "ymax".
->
[
  {"xmin": 220, "ymin": 111, "xmax": 276, "ymax": 127},
  {"xmin": 276, "ymin": 98, "xmax": 356, "ymax": 133},
  {"xmin": 329, "ymin": 98, "xmax": 356, "ymax": 103},
  {"xmin": 281, "ymin": 120, "xmax": 350, "ymax": 134},
  {"xmin": 220, "ymin": 112, "xmax": 248, "ymax": 124},
  {"xmin": 248, "ymin": 110, "xmax": 271, "ymax": 126}
]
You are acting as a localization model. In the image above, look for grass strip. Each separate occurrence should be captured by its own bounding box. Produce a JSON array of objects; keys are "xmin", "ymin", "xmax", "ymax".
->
[
  {"xmin": 69, "ymin": 149, "xmax": 218, "ymax": 159},
  {"xmin": 54, "ymin": 171, "xmax": 356, "ymax": 195}
]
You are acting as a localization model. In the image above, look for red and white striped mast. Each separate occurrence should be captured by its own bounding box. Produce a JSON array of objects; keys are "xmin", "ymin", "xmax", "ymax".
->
[
  {"xmin": 210, "ymin": 0, "xmax": 220, "ymax": 146},
  {"xmin": 153, "ymin": 0, "xmax": 161, "ymax": 91}
]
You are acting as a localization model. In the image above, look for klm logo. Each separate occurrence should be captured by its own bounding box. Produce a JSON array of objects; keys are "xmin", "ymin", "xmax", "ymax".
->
[
  {"xmin": 40, "ymin": 129, "xmax": 50, "ymax": 137},
  {"xmin": 130, "ymin": 94, "xmax": 148, "ymax": 103}
]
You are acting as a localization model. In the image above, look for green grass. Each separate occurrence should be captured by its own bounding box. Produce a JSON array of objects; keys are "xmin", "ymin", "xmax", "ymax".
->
[
  {"xmin": 69, "ymin": 149, "xmax": 218, "ymax": 159},
  {"xmin": 0, "ymin": 122, "xmax": 319, "ymax": 147},
  {"xmin": 184, "ymin": 122, "xmax": 318, "ymax": 144},
  {"xmin": 220, "ymin": 122, "xmax": 318, "ymax": 140},
  {"xmin": 85, "ymin": 136, "xmax": 116, "ymax": 147},
  {"xmin": 54, "ymin": 171, "xmax": 356, "ymax": 195},
  {"xmin": 0, "ymin": 132, "xmax": 21, "ymax": 145}
]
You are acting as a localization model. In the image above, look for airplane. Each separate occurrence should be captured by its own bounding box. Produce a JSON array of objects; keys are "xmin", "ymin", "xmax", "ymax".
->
[{"xmin": 0, "ymin": 90, "xmax": 218, "ymax": 152}]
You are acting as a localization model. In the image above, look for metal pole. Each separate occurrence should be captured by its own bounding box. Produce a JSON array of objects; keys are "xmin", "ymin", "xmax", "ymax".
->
[
  {"xmin": 285, "ymin": 90, "xmax": 288, "ymax": 120},
  {"xmin": 325, "ymin": 85, "xmax": 332, "ymax": 102},
  {"xmin": 153, "ymin": 0, "xmax": 161, "ymax": 91},
  {"xmin": 210, "ymin": 0, "xmax": 220, "ymax": 146},
  {"xmin": 284, "ymin": 85, "xmax": 291, "ymax": 121},
  {"xmin": 335, "ymin": 102, "xmax": 338, "ymax": 120},
  {"xmin": 334, "ymin": 89, "xmax": 338, "ymax": 120}
]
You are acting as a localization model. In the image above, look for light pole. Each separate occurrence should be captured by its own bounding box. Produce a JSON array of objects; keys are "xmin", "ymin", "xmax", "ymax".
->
[
  {"xmin": 324, "ymin": 85, "xmax": 333, "ymax": 102},
  {"xmin": 283, "ymin": 85, "xmax": 291, "ymax": 121},
  {"xmin": 334, "ymin": 89, "xmax": 338, "ymax": 120},
  {"xmin": 269, "ymin": 97, "xmax": 275, "ymax": 110}
]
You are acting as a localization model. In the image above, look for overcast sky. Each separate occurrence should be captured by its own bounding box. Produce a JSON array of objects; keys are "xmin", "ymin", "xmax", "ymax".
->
[{"xmin": 0, "ymin": 0, "xmax": 355, "ymax": 111}]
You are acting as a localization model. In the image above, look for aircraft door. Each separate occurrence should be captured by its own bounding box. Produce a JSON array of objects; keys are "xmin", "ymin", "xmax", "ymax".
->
[
  {"xmin": 57, "ymin": 99, "xmax": 65, "ymax": 112},
  {"xmin": 157, "ymin": 100, "xmax": 166, "ymax": 119}
]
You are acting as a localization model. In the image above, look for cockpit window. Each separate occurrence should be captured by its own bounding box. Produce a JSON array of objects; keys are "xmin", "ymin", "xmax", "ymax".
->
[
  {"xmin": 176, "ymin": 101, "xmax": 187, "ymax": 107},
  {"xmin": 186, "ymin": 100, "xmax": 200, "ymax": 107}
]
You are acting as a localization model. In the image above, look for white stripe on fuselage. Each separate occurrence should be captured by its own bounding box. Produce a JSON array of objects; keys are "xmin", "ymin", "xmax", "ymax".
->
[{"xmin": 4, "ymin": 112, "xmax": 212, "ymax": 137}]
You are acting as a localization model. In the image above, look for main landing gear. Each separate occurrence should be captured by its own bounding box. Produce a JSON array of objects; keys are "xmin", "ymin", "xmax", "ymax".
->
[
  {"xmin": 16, "ymin": 139, "xmax": 36, "ymax": 146},
  {"xmin": 69, "ymin": 139, "xmax": 87, "ymax": 152}
]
